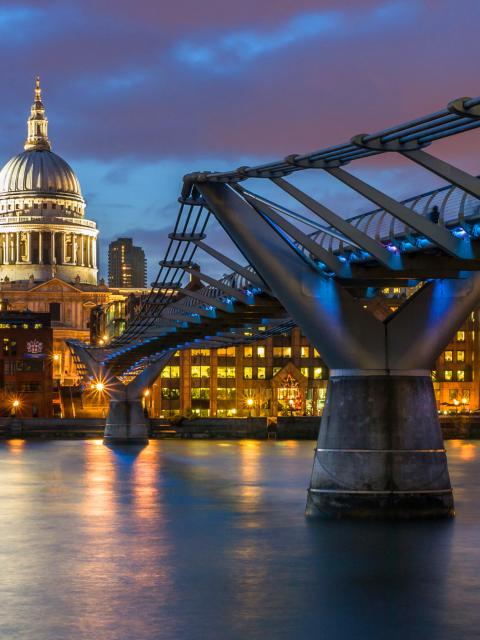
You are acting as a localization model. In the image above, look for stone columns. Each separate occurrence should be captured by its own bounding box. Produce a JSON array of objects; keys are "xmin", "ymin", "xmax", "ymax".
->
[
  {"xmin": 81, "ymin": 235, "xmax": 84, "ymax": 266},
  {"xmin": 60, "ymin": 231, "xmax": 66, "ymax": 264},
  {"xmin": 51, "ymin": 231, "xmax": 56, "ymax": 264},
  {"xmin": 4, "ymin": 233, "xmax": 9, "ymax": 264},
  {"xmin": 93, "ymin": 238, "xmax": 97, "ymax": 267},
  {"xmin": 16, "ymin": 232, "xmax": 20, "ymax": 264},
  {"xmin": 38, "ymin": 231, "xmax": 43, "ymax": 264},
  {"xmin": 72, "ymin": 233, "xmax": 77, "ymax": 265},
  {"xmin": 87, "ymin": 236, "xmax": 91, "ymax": 267},
  {"xmin": 27, "ymin": 231, "xmax": 32, "ymax": 264}
]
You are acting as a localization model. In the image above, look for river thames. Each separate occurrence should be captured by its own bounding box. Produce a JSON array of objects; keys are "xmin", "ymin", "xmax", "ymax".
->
[{"xmin": 0, "ymin": 439, "xmax": 479, "ymax": 639}]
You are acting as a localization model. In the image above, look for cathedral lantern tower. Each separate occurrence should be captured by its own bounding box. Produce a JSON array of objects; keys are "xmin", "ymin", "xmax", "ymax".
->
[{"xmin": 0, "ymin": 78, "xmax": 98, "ymax": 285}]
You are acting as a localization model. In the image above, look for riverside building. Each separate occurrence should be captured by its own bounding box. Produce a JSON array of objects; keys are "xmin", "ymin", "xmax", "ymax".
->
[
  {"xmin": 108, "ymin": 238, "xmax": 147, "ymax": 288},
  {"xmin": 0, "ymin": 305, "xmax": 53, "ymax": 418}
]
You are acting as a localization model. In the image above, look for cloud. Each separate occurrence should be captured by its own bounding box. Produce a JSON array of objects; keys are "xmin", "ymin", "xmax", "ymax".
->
[{"xmin": 175, "ymin": 1, "xmax": 420, "ymax": 72}]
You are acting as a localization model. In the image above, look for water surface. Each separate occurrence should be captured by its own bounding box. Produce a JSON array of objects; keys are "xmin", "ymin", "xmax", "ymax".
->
[{"xmin": 0, "ymin": 439, "xmax": 479, "ymax": 640}]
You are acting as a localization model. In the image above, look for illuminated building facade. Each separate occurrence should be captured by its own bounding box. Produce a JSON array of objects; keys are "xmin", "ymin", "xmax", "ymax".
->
[
  {"xmin": 108, "ymin": 238, "xmax": 147, "ymax": 288},
  {"xmin": 149, "ymin": 327, "xmax": 330, "ymax": 418},
  {"xmin": 0, "ymin": 307, "xmax": 53, "ymax": 418},
  {"xmin": 0, "ymin": 78, "xmax": 98, "ymax": 284}
]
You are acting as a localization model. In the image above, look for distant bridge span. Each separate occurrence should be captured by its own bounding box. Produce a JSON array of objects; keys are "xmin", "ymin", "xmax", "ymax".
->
[{"xmin": 69, "ymin": 94, "xmax": 480, "ymax": 519}]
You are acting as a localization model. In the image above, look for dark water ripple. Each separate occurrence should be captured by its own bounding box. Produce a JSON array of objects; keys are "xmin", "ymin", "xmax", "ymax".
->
[{"xmin": 0, "ymin": 439, "xmax": 479, "ymax": 640}]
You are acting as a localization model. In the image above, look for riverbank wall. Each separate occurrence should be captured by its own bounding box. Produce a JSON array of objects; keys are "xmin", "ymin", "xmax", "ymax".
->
[{"xmin": 0, "ymin": 415, "xmax": 479, "ymax": 440}]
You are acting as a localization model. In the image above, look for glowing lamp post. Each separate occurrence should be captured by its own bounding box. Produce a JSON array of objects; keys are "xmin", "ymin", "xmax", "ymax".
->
[
  {"xmin": 247, "ymin": 397, "xmax": 253, "ymax": 418},
  {"xmin": 13, "ymin": 400, "xmax": 19, "ymax": 417},
  {"xmin": 96, "ymin": 382, "xmax": 104, "ymax": 392},
  {"xmin": 454, "ymin": 399, "xmax": 459, "ymax": 414}
]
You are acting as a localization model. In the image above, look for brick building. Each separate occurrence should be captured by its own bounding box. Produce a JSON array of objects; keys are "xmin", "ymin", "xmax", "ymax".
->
[{"xmin": 0, "ymin": 306, "xmax": 53, "ymax": 417}]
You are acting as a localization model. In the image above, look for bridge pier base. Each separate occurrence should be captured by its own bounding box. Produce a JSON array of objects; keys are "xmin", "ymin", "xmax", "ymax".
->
[
  {"xmin": 103, "ymin": 400, "xmax": 148, "ymax": 445},
  {"xmin": 307, "ymin": 372, "xmax": 454, "ymax": 519}
]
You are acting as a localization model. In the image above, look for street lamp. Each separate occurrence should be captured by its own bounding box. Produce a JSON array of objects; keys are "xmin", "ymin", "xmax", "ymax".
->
[
  {"xmin": 247, "ymin": 397, "xmax": 253, "ymax": 418},
  {"xmin": 13, "ymin": 400, "xmax": 19, "ymax": 417},
  {"xmin": 96, "ymin": 382, "xmax": 104, "ymax": 391},
  {"xmin": 454, "ymin": 399, "xmax": 459, "ymax": 414}
]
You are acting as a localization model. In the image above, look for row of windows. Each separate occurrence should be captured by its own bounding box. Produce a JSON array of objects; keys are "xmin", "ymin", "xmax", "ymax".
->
[
  {"xmin": 445, "ymin": 350, "xmax": 466, "ymax": 362},
  {"xmin": 162, "ymin": 364, "xmax": 325, "ymax": 380},
  {"xmin": 0, "ymin": 324, "xmax": 43, "ymax": 329},
  {"xmin": 4, "ymin": 360, "xmax": 45, "ymax": 373},
  {"xmin": 189, "ymin": 346, "xmax": 321, "ymax": 359},
  {"xmin": 445, "ymin": 370, "xmax": 467, "ymax": 381},
  {"xmin": 0, "ymin": 202, "xmax": 81, "ymax": 212},
  {"xmin": 3, "ymin": 382, "xmax": 43, "ymax": 392}
]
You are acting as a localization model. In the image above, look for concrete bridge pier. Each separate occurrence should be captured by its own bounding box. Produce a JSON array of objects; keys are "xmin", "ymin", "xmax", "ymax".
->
[
  {"xmin": 198, "ymin": 181, "xmax": 480, "ymax": 519},
  {"xmin": 104, "ymin": 399, "xmax": 148, "ymax": 445},
  {"xmin": 306, "ymin": 371, "xmax": 453, "ymax": 518},
  {"xmin": 72, "ymin": 346, "xmax": 175, "ymax": 445}
]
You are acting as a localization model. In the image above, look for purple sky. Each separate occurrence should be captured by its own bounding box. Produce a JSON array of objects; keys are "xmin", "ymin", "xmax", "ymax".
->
[{"xmin": 1, "ymin": 0, "xmax": 480, "ymax": 282}]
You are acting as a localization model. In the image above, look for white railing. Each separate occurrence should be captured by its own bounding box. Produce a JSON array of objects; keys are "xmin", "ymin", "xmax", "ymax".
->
[{"xmin": 0, "ymin": 215, "xmax": 96, "ymax": 228}]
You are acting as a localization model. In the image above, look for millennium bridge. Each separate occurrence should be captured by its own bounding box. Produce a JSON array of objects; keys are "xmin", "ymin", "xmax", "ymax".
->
[{"xmin": 68, "ymin": 95, "xmax": 480, "ymax": 519}]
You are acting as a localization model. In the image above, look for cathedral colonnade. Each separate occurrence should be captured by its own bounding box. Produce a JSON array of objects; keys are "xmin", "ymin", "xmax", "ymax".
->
[{"xmin": 0, "ymin": 229, "xmax": 97, "ymax": 268}]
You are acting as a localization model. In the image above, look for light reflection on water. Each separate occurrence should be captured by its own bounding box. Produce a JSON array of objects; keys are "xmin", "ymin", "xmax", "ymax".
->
[{"xmin": 0, "ymin": 439, "xmax": 479, "ymax": 639}]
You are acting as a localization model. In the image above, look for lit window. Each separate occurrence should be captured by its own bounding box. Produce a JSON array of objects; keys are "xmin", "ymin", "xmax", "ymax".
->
[
  {"xmin": 444, "ymin": 351, "xmax": 453, "ymax": 362},
  {"xmin": 257, "ymin": 346, "xmax": 266, "ymax": 358},
  {"xmin": 457, "ymin": 331, "xmax": 465, "ymax": 342},
  {"xmin": 170, "ymin": 366, "xmax": 180, "ymax": 378},
  {"xmin": 444, "ymin": 370, "xmax": 453, "ymax": 381},
  {"xmin": 301, "ymin": 346, "xmax": 309, "ymax": 358},
  {"xmin": 191, "ymin": 365, "xmax": 210, "ymax": 378},
  {"xmin": 191, "ymin": 366, "xmax": 200, "ymax": 378},
  {"xmin": 244, "ymin": 367, "xmax": 253, "ymax": 379},
  {"xmin": 462, "ymin": 389, "xmax": 470, "ymax": 400},
  {"xmin": 457, "ymin": 370, "xmax": 465, "ymax": 382},
  {"xmin": 218, "ymin": 346, "xmax": 236, "ymax": 357},
  {"xmin": 313, "ymin": 349, "xmax": 320, "ymax": 358},
  {"xmin": 258, "ymin": 367, "xmax": 266, "ymax": 379},
  {"xmin": 244, "ymin": 346, "xmax": 253, "ymax": 358},
  {"xmin": 301, "ymin": 367, "xmax": 309, "ymax": 378},
  {"xmin": 274, "ymin": 346, "xmax": 291, "ymax": 357},
  {"xmin": 273, "ymin": 367, "xmax": 281, "ymax": 376},
  {"xmin": 449, "ymin": 389, "xmax": 458, "ymax": 401},
  {"xmin": 218, "ymin": 367, "xmax": 235, "ymax": 378},
  {"xmin": 457, "ymin": 351, "xmax": 465, "ymax": 362},
  {"xmin": 314, "ymin": 368, "xmax": 323, "ymax": 380}
]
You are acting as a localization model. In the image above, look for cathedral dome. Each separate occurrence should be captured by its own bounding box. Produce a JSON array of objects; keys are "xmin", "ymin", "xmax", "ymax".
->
[{"xmin": 0, "ymin": 149, "xmax": 81, "ymax": 196}]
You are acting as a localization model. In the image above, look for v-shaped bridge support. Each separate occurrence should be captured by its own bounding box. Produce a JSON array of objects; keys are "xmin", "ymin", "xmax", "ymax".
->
[
  {"xmin": 198, "ymin": 182, "xmax": 480, "ymax": 518},
  {"xmin": 72, "ymin": 345, "xmax": 175, "ymax": 445}
]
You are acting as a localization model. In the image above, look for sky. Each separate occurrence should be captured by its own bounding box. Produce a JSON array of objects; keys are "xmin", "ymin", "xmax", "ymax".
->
[{"xmin": 1, "ymin": 0, "xmax": 480, "ymax": 283}]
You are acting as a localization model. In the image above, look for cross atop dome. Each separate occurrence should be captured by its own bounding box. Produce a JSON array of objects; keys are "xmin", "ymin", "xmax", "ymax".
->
[{"xmin": 24, "ymin": 76, "xmax": 51, "ymax": 152}]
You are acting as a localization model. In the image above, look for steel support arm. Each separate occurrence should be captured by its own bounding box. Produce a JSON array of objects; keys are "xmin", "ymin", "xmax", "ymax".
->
[
  {"xmin": 177, "ymin": 288, "xmax": 234, "ymax": 312},
  {"xmin": 126, "ymin": 350, "xmax": 176, "ymax": 399},
  {"xmin": 401, "ymin": 149, "xmax": 480, "ymax": 200},
  {"xmin": 192, "ymin": 239, "xmax": 271, "ymax": 293},
  {"xmin": 325, "ymin": 167, "xmax": 468, "ymax": 257},
  {"xmin": 386, "ymin": 273, "xmax": 480, "ymax": 369},
  {"xmin": 180, "ymin": 266, "xmax": 254, "ymax": 305},
  {"xmin": 270, "ymin": 178, "xmax": 400, "ymax": 269},
  {"xmin": 238, "ymin": 189, "xmax": 349, "ymax": 276}
]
